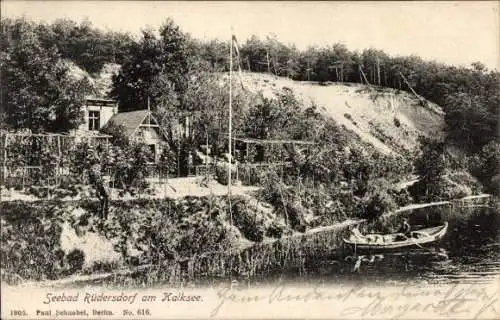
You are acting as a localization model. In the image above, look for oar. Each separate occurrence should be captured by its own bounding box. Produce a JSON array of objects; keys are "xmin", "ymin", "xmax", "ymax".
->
[{"xmin": 408, "ymin": 237, "xmax": 448, "ymax": 259}]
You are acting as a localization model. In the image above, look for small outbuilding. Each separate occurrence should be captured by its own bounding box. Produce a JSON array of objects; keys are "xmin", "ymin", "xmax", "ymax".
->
[{"xmin": 104, "ymin": 110, "xmax": 168, "ymax": 163}]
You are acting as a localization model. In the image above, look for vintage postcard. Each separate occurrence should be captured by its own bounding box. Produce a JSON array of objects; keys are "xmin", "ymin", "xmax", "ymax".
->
[{"xmin": 1, "ymin": 1, "xmax": 499, "ymax": 319}]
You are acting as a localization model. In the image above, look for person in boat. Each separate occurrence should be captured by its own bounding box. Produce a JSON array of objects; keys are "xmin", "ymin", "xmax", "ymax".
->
[
  {"xmin": 395, "ymin": 218, "xmax": 411, "ymax": 241},
  {"xmin": 349, "ymin": 226, "xmax": 385, "ymax": 244},
  {"xmin": 399, "ymin": 218, "xmax": 411, "ymax": 234}
]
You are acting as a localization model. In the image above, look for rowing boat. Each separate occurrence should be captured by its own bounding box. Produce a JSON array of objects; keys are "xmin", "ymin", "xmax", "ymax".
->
[{"xmin": 343, "ymin": 222, "xmax": 448, "ymax": 250}]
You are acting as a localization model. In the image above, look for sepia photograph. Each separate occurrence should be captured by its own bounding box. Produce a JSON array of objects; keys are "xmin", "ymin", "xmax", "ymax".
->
[{"xmin": 1, "ymin": 1, "xmax": 499, "ymax": 319}]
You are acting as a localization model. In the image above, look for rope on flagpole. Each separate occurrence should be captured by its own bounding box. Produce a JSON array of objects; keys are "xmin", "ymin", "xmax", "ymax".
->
[
  {"xmin": 228, "ymin": 26, "xmax": 234, "ymax": 280},
  {"xmin": 228, "ymin": 27, "xmax": 233, "ymax": 223},
  {"xmin": 231, "ymin": 33, "xmax": 247, "ymax": 91}
]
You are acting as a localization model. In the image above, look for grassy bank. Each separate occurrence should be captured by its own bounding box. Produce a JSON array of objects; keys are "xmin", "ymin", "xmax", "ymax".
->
[
  {"xmin": 74, "ymin": 200, "xmax": 499, "ymax": 288},
  {"xmin": 1, "ymin": 195, "xmax": 496, "ymax": 287},
  {"xmin": 0, "ymin": 196, "xmax": 291, "ymax": 285}
]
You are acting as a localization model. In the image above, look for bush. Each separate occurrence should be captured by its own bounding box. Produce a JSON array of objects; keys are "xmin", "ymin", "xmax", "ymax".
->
[
  {"xmin": 284, "ymin": 200, "xmax": 307, "ymax": 232},
  {"xmin": 231, "ymin": 198, "xmax": 265, "ymax": 242},
  {"xmin": 363, "ymin": 192, "xmax": 396, "ymax": 221},
  {"xmin": 409, "ymin": 174, "xmax": 474, "ymax": 202},
  {"xmin": 66, "ymin": 249, "xmax": 85, "ymax": 273},
  {"xmin": 238, "ymin": 165, "xmax": 266, "ymax": 186},
  {"xmin": 215, "ymin": 164, "xmax": 238, "ymax": 186},
  {"xmin": 448, "ymin": 184, "xmax": 472, "ymax": 199},
  {"xmin": 490, "ymin": 174, "xmax": 500, "ymax": 196},
  {"xmin": 388, "ymin": 188, "xmax": 413, "ymax": 207},
  {"xmin": 100, "ymin": 121, "xmax": 130, "ymax": 148},
  {"xmin": 447, "ymin": 170, "xmax": 483, "ymax": 194},
  {"xmin": 265, "ymin": 220, "xmax": 285, "ymax": 238},
  {"xmin": 468, "ymin": 142, "xmax": 500, "ymax": 193},
  {"xmin": 111, "ymin": 143, "xmax": 152, "ymax": 194},
  {"xmin": 0, "ymin": 202, "xmax": 68, "ymax": 282}
]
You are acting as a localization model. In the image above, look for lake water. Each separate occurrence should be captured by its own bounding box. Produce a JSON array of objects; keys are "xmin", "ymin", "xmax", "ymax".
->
[
  {"xmin": 65, "ymin": 207, "xmax": 499, "ymax": 288},
  {"xmin": 269, "ymin": 208, "xmax": 500, "ymax": 286}
]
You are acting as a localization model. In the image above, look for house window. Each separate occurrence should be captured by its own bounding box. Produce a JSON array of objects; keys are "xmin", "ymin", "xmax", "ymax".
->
[
  {"xmin": 88, "ymin": 111, "xmax": 100, "ymax": 131},
  {"xmin": 148, "ymin": 144, "xmax": 156, "ymax": 162}
]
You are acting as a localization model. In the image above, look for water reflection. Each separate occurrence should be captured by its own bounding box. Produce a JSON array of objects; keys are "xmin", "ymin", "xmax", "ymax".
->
[{"xmin": 300, "ymin": 209, "xmax": 500, "ymax": 285}]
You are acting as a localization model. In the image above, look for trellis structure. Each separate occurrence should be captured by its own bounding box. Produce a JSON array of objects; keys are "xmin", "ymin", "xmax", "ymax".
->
[
  {"xmin": 0, "ymin": 132, "xmax": 111, "ymax": 192},
  {"xmin": 193, "ymin": 136, "xmax": 316, "ymax": 185},
  {"xmin": 230, "ymin": 136, "xmax": 316, "ymax": 162},
  {"xmin": 225, "ymin": 136, "xmax": 317, "ymax": 185}
]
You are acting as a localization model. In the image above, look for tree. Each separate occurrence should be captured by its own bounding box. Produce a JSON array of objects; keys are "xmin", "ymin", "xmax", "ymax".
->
[
  {"xmin": 162, "ymin": 69, "xmax": 249, "ymax": 175},
  {"xmin": 240, "ymin": 35, "xmax": 268, "ymax": 73},
  {"xmin": 100, "ymin": 121, "xmax": 130, "ymax": 148},
  {"xmin": 444, "ymin": 92, "xmax": 498, "ymax": 152},
  {"xmin": 111, "ymin": 19, "xmax": 190, "ymax": 111},
  {"xmin": 1, "ymin": 18, "xmax": 86, "ymax": 132},
  {"xmin": 470, "ymin": 141, "xmax": 500, "ymax": 194},
  {"xmin": 412, "ymin": 137, "xmax": 450, "ymax": 201},
  {"xmin": 193, "ymin": 39, "xmax": 229, "ymax": 71},
  {"xmin": 364, "ymin": 191, "xmax": 396, "ymax": 221},
  {"xmin": 34, "ymin": 18, "xmax": 134, "ymax": 74}
]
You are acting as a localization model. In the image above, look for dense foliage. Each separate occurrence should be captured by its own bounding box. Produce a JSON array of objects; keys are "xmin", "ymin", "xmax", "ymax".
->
[
  {"xmin": 110, "ymin": 19, "xmax": 191, "ymax": 112},
  {"xmin": 1, "ymin": 202, "xmax": 73, "ymax": 282},
  {"xmin": 250, "ymin": 96, "xmax": 415, "ymax": 228},
  {"xmin": 0, "ymin": 18, "xmax": 90, "ymax": 132},
  {"xmin": 409, "ymin": 137, "xmax": 485, "ymax": 202},
  {"xmin": 469, "ymin": 141, "xmax": 500, "ymax": 195},
  {"xmin": 0, "ymin": 196, "xmax": 287, "ymax": 283},
  {"xmin": 1, "ymin": 133, "xmax": 153, "ymax": 198},
  {"xmin": 32, "ymin": 18, "xmax": 133, "ymax": 74},
  {"xmin": 70, "ymin": 139, "xmax": 153, "ymax": 196}
]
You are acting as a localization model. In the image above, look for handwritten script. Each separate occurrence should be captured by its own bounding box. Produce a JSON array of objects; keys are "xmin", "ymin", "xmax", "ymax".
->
[{"xmin": 211, "ymin": 282, "xmax": 500, "ymax": 318}]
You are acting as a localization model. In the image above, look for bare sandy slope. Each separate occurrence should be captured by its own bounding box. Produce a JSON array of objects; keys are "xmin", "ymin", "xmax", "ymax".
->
[
  {"xmin": 67, "ymin": 62, "xmax": 444, "ymax": 155},
  {"xmin": 234, "ymin": 72, "xmax": 445, "ymax": 155},
  {"xmin": 66, "ymin": 61, "xmax": 120, "ymax": 97}
]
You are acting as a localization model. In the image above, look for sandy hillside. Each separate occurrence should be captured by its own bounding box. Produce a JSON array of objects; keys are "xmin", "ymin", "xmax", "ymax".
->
[
  {"xmin": 232, "ymin": 72, "xmax": 445, "ymax": 155},
  {"xmin": 67, "ymin": 62, "xmax": 444, "ymax": 155},
  {"xmin": 66, "ymin": 61, "xmax": 121, "ymax": 98}
]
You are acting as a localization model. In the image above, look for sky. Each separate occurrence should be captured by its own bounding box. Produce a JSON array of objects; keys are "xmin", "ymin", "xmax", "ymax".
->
[{"xmin": 3, "ymin": 1, "xmax": 499, "ymax": 70}]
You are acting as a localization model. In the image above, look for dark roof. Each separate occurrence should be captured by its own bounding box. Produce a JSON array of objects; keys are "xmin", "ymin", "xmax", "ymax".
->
[{"xmin": 105, "ymin": 110, "xmax": 149, "ymax": 137}]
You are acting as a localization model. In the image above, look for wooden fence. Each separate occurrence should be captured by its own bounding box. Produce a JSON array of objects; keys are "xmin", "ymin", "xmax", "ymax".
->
[{"xmin": 1, "ymin": 133, "xmax": 110, "ymax": 190}]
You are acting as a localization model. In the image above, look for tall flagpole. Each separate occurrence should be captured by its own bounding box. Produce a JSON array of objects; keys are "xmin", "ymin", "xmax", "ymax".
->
[
  {"xmin": 147, "ymin": 96, "xmax": 150, "ymax": 125},
  {"xmin": 228, "ymin": 29, "xmax": 233, "ymax": 196},
  {"xmin": 228, "ymin": 28, "xmax": 234, "ymax": 278}
]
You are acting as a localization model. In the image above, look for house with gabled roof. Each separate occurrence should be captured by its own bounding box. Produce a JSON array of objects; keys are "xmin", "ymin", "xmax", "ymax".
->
[
  {"xmin": 73, "ymin": 97, "xmax": 171, "ymax": 163},
  {"xmin": 104, "ymin": 109, "xmax": 169, "ymax": 163}
]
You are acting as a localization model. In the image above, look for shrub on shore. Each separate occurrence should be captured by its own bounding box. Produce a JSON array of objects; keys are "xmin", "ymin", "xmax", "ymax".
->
[
  {"xmin": 1, "ymin": 202, "xmax": 67, "ymax": 282},
  {"xmin": 362, "ymin": 191, "xmax": 397, "ymax": 221},
  {"xmin": 231, "ymin": 197, "xmax": 265, "ymax": 242},
  {"xmin": 0, "ymin": 195, "xmax": 288, "ymax": 284}
]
